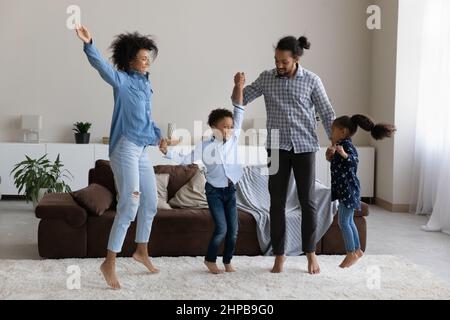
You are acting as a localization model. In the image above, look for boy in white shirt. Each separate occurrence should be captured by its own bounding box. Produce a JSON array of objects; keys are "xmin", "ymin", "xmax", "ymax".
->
[{"xmin": 160, "ymin": 73, "xmax": 245, "ymax": 274}]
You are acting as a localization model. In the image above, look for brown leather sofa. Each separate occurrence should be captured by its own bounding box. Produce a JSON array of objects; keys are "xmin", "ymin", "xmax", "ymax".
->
[{"xmin": 35, "ymin": 160, "xmax": 368, "ymax": 258}]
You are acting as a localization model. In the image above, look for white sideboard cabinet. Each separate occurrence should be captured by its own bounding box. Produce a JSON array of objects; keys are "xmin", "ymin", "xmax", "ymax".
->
[{"xmin": 0, "ymin": 143, "xmax": 375, "ymax": 199}]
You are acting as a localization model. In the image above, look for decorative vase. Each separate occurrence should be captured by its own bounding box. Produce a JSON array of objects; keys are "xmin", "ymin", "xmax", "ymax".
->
[{"xmin": 167, "ymin": 123, "xmax": 175, "ymax": 140}]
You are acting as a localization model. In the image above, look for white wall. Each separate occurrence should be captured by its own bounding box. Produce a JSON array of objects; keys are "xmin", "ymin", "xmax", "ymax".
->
[
  {"xmin": 369, "ymin": 0, "xmax": 398, "ymax": 204},
  {"xmin": 0, "ymin": 0, "xmax": 372, "ymax": 146}
]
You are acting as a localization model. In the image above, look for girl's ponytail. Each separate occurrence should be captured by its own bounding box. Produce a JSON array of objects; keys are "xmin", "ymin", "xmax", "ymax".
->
[{"xmin": 350, "ymin": 114, "xmax": 396, "ymax": 140}]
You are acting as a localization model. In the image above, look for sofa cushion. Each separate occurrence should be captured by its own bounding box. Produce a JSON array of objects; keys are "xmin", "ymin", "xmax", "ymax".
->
[
  {"xmin": 156, "ymin": 173, "xmax": 172, "ymax": 209},
  {"xmin": 90, "ymin": 161, "xmax": 199, "ymax": 201},
  {"xmin": 91, "ymin": 160, "xmax": 117, "ymax": 195},
  {"xmin": 86, "ymin": 208, "xmax": 260, "ymax": 257},
  {"xmin": 154, "ymin": 164, "xmax": 199, "ymax": 200},
  {"xmin": 169, "ymin": 170, "xmax": 208, "ymax": 209},
  {"xmin": 71, "ymin": 183, "xmax": 114, "ymax": 216}
]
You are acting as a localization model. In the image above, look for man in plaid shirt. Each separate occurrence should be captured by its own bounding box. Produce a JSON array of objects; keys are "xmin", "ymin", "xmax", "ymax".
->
[{"xmin": 232, "ymin": 36, "xmax": 335, "ymax": 275}]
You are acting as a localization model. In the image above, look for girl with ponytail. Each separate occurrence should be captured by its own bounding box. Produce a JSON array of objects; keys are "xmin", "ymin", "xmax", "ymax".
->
[{"xmin": 326, "ymin": 115, "xmax": 396, "ymax": 268}]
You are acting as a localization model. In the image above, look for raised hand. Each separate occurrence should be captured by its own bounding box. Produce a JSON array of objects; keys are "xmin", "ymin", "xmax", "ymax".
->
[
  {"xmin": 234, "ymin": 72, "xmax": 245, "ymax": 88},
  {"xmin": 76, "ymin": 25, "xmax": 92, "ymax": 44}
]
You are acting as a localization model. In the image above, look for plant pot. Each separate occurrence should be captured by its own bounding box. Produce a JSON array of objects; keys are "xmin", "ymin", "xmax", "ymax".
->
[{"xmin": 74, "ymin": 133, "xmax": 90, "ymax": 144}]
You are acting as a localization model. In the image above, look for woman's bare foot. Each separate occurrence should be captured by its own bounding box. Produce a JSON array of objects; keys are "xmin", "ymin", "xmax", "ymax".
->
[
  {"xmin": 224, "ymin": 263, "xmax": 236, "ymax": 272},
  {"xmin": 306, "ymin": 252, "xmax": 320, "ymax": 275},
  {"xmin": 132, "ymin": 252, "xmax": 160, "ymax": 273},
  {"xmin": 270, "ymin": 255, "xmax": 286, "ymax": 273},
  {"xmin": 100, "ymin": 260, "xmax": 121, "ymax": 290},
  {"xmin": 339, "ymin": 252, "xmax": 359, "ymax": 268},
  {"xmin": 204, "ymin": 261, "xmax": 224, "ymax": 274},
  {"xmin": 355, "ymin": 249, "xmax": 364, "ymax": 258}
]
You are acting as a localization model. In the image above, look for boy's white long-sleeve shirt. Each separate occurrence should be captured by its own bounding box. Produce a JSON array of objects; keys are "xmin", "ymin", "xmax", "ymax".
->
[{"xmin": 165, "ymin": 105, "xmax": 245, "ymax": 188}]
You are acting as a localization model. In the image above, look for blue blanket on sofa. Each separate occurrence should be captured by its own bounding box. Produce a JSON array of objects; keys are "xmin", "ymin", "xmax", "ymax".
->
[{"xmin": 236, "ymin": 165, "xmax": 338, "ymax": 256}]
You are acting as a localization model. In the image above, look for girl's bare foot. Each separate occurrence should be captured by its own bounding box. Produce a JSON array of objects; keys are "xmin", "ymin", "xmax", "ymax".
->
[
  {"xmin": 306, "ymin": 252, "xmax": 321, "ymax": 275},
  {"xmin": 355, "ymin": 249, "xmax": 364, "ymax": 258},
  {"xmin": 270, "ymin": 255, "xmax": 286, "ymax": 273},
  {"xmin": 132, "ymin": 252, "xmax": 160, "ymax": 273},
  {"xmin": 339, "ymin": 252, "xmax": 359, "ymax": 268},
  {"xmin": 224, "ymin": 263, "xmax": 236, "ymax": 272},
  {"xmin": 204, "ymin": 261, "xmax": 224, "ymax": 274},
  {"xmin": 100, "ymin": 261, "xmax": 121, "ymax": 290}
]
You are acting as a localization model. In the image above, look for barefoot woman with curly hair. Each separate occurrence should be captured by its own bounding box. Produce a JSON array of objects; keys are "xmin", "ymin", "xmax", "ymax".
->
[{"xmin": 76, "ymin": 26, "xmax": 162, "ymax": 289}]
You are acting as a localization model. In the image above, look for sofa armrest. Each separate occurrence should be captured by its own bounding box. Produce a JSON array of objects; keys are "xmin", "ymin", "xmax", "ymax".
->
[
  {"xmin": 354, "ymin": 202, "xmax": 369, "ymax": 217},
  {"xmin": 35, "ymin": 193, "xmax": 88, "ymax": 228}
]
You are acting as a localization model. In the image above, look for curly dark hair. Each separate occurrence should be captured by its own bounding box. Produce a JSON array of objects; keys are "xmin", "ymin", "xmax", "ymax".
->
[
  {"xmin": 333, "ymin": 114, "xmax": 396, "ymax": 140},
  {"xmin": 207, "ymin": 108, "xmax": 234, "ymax": 127},
  {"xmin": 109, "ymin": 32, "xmax": 158, "ymax": 72}
]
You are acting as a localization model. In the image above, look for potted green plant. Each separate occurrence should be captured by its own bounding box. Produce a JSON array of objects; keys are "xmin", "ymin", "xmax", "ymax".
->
[
  {"xmin": 73, "ymin": 122, "xmax": 92, "ymax": 144},
  {"xmin": 10, "ymin": 154, "xmax": 73, "ymax": 207}
]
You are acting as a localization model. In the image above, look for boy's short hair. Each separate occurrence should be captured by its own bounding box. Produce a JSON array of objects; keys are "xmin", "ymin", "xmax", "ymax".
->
[{"xmin": 207, "ymin": 108, "xmax": 233, "ymax": 127}]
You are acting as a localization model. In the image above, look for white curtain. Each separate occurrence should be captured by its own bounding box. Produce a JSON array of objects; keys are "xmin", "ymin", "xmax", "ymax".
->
[{"xmin": 410, "ymin": 0, "xmax": 450, "ymax": 234}]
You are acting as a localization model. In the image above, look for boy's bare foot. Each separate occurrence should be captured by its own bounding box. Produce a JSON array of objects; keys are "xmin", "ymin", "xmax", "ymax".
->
[
  {"xmin": 100, "ymin": 261, "xmax": 121, "ymax": 290},
  {"xmin": 204, "ymin": 261, "xmax": 224, "ymax": 274},
  {"xmin": 132, "ymin": 252, "xmax": 160, "ymax": 273},
  {"xmin": 224, "ymin": 263, "xmax": 236, "ymax": 272},
  {"xmin": 339, "ymin": 252, "xmax": 359, "ymax": 268},
  {"xmin": 355, "ymin": 249, "xmax": 364, "ymax": 258},
  {"xmin": 270, "ymin": 255, "xmax": 286, "ymax": 273},
  {"xmin": 306, "ymin": 252, "xmax": 321, "ymax": 275}
]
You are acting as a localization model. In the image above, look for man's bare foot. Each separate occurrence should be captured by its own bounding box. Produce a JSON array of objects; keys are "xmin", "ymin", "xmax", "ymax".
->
[
  {"xmin": 306, "ymin": 252, "xmax": 321, "ymax": 275},
  {"xmin": 132, "ymin": 252, "xmax": 160, "ymax": 273},
  {"xmin": 270, "ymin": 255, "xmax": 286, "ymax": 273},
  {"xmin": 204, "ymin": 261, "xmax": 224, "ymax": 274},
  {"xmin": 339, "ymin": 252, "xmax": 359, "ymax": 268},
  {"xmin": 100, "ymin": 261, "xmax": 121, "ymax": 290},
  {"xmin": 224, "ymin": 263, "xmax": 236, "ymax": 272},
  {"xmin": 355, "ymin": 249, "xmax": 364, "ymax": 258}
]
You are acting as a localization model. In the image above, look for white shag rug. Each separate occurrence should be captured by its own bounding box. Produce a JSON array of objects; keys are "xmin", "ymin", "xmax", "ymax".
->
[{"xmin": 0, "ymin": 255, "xmax": 449, "ymax": 300}]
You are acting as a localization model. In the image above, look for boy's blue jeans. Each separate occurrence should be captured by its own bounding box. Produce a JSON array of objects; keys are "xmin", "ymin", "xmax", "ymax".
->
[
  {"xmin": 205, "ymin": 182, "xmax": 239, "ymax": 264},
  {"xmin": 338, "ymin": 203, "xmax": 361, "ymax": 252},
  {"xmin": 108, "ymin": 136, "xmax": 158, "ymax": 253}
]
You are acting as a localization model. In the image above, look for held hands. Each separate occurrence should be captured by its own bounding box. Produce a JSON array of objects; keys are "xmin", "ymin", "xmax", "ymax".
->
[
  {"xmin": 75, "ymin": 25, "xmax": 92, "ymax": 44},
  {"xmin": 234, "ymin": 72, "xmax": 245, "ymax": 89},
  {"xmin": 325, "ymin": 146, "xmax": 336, "ymax": 162},
  {"xmin": 159, "ymin": 138, "xmax": 168, "ymax": 155},
  {"xmin": 326, "ymin": 145, "xmax": 348, "ymax": 161}
]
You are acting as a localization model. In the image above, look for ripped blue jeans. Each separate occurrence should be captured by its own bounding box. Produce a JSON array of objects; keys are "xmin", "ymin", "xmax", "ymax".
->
[{"xmin": 107, "ymin": 136, "xmax": 158, "ymax": 253}]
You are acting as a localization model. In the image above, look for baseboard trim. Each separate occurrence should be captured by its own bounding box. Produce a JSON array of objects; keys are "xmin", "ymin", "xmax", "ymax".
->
[
  {"xmin": 375, "ymin": 198, "xmax": 410, "ymax": 212},
  {"xmin": 361, "ymin": 197, "xmax": 375, "ymax": 205},
  {"xmin": 0, "ymin": 195, "xmax": 26, "ymax": 201}
]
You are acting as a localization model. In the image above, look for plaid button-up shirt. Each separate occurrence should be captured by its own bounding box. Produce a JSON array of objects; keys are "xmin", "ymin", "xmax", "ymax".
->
[{"xmin": 243, "ymin": 65, "xmax": 336, "ymax": 153}]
